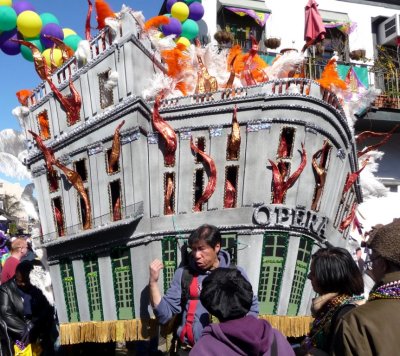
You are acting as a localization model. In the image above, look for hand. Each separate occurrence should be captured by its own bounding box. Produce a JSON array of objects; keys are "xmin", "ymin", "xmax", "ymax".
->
[{"xmin": 149, "ymin": 259, "xmax": 164, "ymax": 284}]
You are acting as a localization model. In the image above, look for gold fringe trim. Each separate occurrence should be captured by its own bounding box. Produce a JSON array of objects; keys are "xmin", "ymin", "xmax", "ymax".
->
[
  {"xmin": 259, "ymin": 315, "xmax": 313, "ymax": 337},
  {"xmin": 60, "ymin": 319, "xmax": 158, "ymax": 345},
  {"xmin": 60, "ymin": 315, "xmax": 312, "ymax": 344}
]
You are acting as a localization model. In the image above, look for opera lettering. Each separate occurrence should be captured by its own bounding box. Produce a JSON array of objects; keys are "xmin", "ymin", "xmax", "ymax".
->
[{"xmin": 253, "ymin": 205, "xmax": 328, "ymax": 239}]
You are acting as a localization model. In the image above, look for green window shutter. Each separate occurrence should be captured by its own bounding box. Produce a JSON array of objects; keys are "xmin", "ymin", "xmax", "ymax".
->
[
  {"xmin": 84, "ymin": 256, "xmax": 103, "ymax": 321},
  {"xmin": 111, "ymin": 248, "xmax": 135, "ymax": 320},
  {"xmin": 287, "ymin": 236, "xmax": 314, "ymax": 315},
  {"xmin": 162, "ymin": 236, "xmax": 177, "ymax": 292},
  {"xmin": 258, "ymin": 232, "xmax": 289, "ymax": 315},
  {"xmin": 60, "ymin": 261, "xmax": 80, "ymax": 322}
]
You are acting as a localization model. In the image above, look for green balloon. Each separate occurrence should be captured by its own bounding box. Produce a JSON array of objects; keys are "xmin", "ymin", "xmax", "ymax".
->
[
  {"xmin": 181, "ymin": 19, "xmax": 199, "ymax": 40},
  {"xmin": 184, "ymin": 0, "xmax": 201, "ymax": 4},
  {"xmin": 21, "ymin": 39, "xmax": 43, "ymax": 62},
  {"xmin": 40, "ymin": 13, "xmax": 60, "ymax": 27},
  {"xmin": 0, "ymin": 6, "xmax": 17, "ymax": 32},
  {"xmin": 64, "ymin": 34, "xmax": 82, "ymax": 51}
]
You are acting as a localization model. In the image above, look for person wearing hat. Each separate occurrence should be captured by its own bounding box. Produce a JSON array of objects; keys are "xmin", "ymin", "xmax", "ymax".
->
[
  {"xmin": 190, "ymin": 267, "xmax": 294, "ymax": 356},
  {"xmin": 332, "ymin": 218, "xmax": 400, "ymax": 356}
]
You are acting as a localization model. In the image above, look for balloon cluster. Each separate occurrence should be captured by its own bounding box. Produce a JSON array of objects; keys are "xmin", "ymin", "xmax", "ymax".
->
[
  {"xmin": 162, "ymin": 0, "xmax": 204, "ymax": 47},
  {"xmin": 0, "ymin": 0, "xmax": 82, "ymax": 67}
]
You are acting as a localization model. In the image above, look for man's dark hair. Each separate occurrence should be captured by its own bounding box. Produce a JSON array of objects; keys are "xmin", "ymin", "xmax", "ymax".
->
[
  {"xmin": 16, "ymin": 260, "xmax": 34, "ymax": 281},
  {"xmin": 200, "ymin": 268, "xmax": 253, "ymax": 321},
  {"xmin": 311, "ymin": 247, "xmax": 364, "ymax": 295},
  {"xmin": 356, "ymin": 247, "xmax": 361, "ymax": 252},
  {"xmin": 188, "ymin": 224, "xmax": 221, "ymax": 248}
]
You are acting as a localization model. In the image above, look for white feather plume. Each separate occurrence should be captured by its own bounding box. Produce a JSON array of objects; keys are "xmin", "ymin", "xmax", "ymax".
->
[
  {"xmin": 104, "ymin": 70, "xmax": 119, "ymax": 90},
  {"xmin": 0, "ymin": 152, "xmax": 31, "ymax": 180},
  {"xmin": 359, "ymin": 150, "xmax": 389, "ymax": 199},
  {"xmin": 12, "ymin": 106, "xmax": 30, "ymax": 131},
  {"xmin": 75, "ymin": 40, "xmax": 91, "ymax": 65},
  {"xmin": 265, "ymin": 51, "xmax": 305, "ymax": 80}
]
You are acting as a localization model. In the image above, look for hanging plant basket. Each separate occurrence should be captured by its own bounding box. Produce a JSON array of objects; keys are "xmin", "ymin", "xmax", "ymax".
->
[
  {"xmin": 214, "ymin": 30, "xmax": 234, "ymax": 45},
  {"xmin": 264, "ymin": 37, "xmax": 281, "ymax": 49},
  {"xmin": 349, "ymin": 49, "xmax": 366, "ymax": 60}
]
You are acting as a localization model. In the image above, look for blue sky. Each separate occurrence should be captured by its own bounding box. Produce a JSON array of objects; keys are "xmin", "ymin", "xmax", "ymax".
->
[{"xmin": 0, "ymin": 0, "xmax": 162, "ymax": 185}]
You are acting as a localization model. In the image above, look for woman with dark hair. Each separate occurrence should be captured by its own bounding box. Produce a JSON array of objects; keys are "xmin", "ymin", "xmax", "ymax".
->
[{"xmin": 296, "ymin": 247, "xmax": 364, "ymax": 356}]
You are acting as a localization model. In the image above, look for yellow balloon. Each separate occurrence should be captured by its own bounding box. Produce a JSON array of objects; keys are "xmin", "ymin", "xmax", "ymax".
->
[
  {"xmin": 63, "ymin": 28, "xmax": 76, "ymax": 38},
  {"xmin": 176, "ymin": 36, "xmax": 190, "ymax": 48},
  {"xmin": 42, "ymin": 48, "xmax": 63, "ymax": 67},
  {"xmin": 171, "ymin": 2, "xmax": 189, "ymax": 22},
  {"xmin": 17, "ymin": 10, "xmax": 42, "ymax": 38},
  {"xmin": 0, "ymin": 0, "xmax": 12, "ymax": 6}
]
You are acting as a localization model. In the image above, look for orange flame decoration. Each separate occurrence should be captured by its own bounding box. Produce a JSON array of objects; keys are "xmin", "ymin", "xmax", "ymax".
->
[
  {"xmin": 108, "ymin": 120, "xmax": 125, "ymax": 173},
  {"xmin": 164, "ymin": 176, "xmax": 174, "ymax": 215},
  {"xmin": 311, "ymin": 140, "xmax": 332, "ymax": 210},
  {"xmin": 269, "ymin": 144, "xmax": 307, "ymax": 204},
  {"xmin": 86, "ymin": 0, "xmax": 93, "ymax": 41},
  {"xmin": 339, "ymin": 202, "xmax": 357, "ymax": 232},
  {"xmin": 342, "ymin": 159, "xmax": 369, "ymax": 197},
  {"xmin": 316, "ymin": 57, "xmax": 347, "ymax": 91},
  {"xmin": 28, "ymin": 130, "xmax": 56, "ymax": 176},
  {"xmin": 356, "ymin": 125, "xmax": 400, "ymax": 158},
  {"xmin": 53, "ymin": 160, "xmax": 92, "ymax": 230},
  {"xmin": 144, "ymin": 16, "xmax": 170, "ymax": 31},
  {"xmin": 227, "ymin": 105, "xmax": 241, "ymax": 160},
  {"xmin": 95, "ymin": 0, "xmax": 116, "ymax": 30},
  {"xmin": 16, "ymin": 89, "xmax": 33, "ymax": 107},
  {"xmin": 152, "ymin": 97, "xmax": 177, "ymax": 166},
  {"xmin": 190, "ymin": 136, "xmax": 217, "ymax": 212},
  {"xmin": 224, "ymin": 180, "xmax": 236, "ymax": 208},
  {"xmin": 242, "ymin": 36, "xmax": 268, "ymax": 85}
]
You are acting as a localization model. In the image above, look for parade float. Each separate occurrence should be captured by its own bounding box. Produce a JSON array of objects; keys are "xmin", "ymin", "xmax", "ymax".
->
[{"xmin": 2, "ymin": 0, "xmax": 390, "ymax": 346}]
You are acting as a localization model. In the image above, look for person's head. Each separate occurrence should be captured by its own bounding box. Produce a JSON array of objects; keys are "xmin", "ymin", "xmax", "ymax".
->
[
  {"xmin": 366, "ymin": 218, "xmax": 400, "ymax": 282},
  {"xmin": 11, "ymin": 237, "xmax": 28, "ymax": 259},
  {"xmin": 355, "ymin": 247, "xmax": 362, "ymax": 259},
  {"xmin": 188, "ymin": 224, "xmax": 221, "ymax": 271},
  {"xmin": 308, "ymin": 247, "xmax": 364, "ymax": 295},
  {"xmin": 15, "ymin": 260, "xmax": 34, "ymax": 292},
  {"xmin": 200, "ymin": 267, "xmax": 253, "ymax": 322}
]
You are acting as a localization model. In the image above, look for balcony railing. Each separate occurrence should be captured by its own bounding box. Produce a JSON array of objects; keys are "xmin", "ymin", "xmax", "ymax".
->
[{"xmin": 40, "ymin": 201, "xmax": 144, "ymax": 244}]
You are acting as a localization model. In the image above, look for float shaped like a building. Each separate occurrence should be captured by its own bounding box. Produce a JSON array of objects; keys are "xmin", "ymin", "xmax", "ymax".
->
[{"xmin": 23, "ymin": 9, "xmax": 361, "ymax": 344}]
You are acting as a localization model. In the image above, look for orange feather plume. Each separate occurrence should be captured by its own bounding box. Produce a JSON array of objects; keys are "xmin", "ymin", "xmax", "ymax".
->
[
  {"xmin": 144, "ymin": 16, "xmax": 170, "ymax": 31},
  {"xmin": 227, "ymin": 45, "xmax": 244, "ymax": 74},
  {"xmin": 317, "ymin": 58, "xmax": 347, "ymax": 90},
  {"xmin": 16, "ymin": 89, "xmax": 33, "ymax": 106},
  {"xmin": 95, "ymin": 0, "xmax": 116, "ymax": 29}
]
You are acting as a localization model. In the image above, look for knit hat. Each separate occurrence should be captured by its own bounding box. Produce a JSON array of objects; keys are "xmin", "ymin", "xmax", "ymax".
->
[
  {"xmin": 200, "ymin": 267, "xmax": 253, "ymax": 321},
  {"xmin": 367, "ymin": 218, "xmax": 400, "ymax": 265}
]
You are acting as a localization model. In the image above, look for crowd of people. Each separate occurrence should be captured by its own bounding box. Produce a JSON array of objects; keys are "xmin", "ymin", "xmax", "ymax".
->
[
  {"xmin": 1, "ymin": 219, "xmax": 400, "ymax": 355},
  {"xmin": 150, "ymin": 221, "xmax": 400, "ymax": 355}
]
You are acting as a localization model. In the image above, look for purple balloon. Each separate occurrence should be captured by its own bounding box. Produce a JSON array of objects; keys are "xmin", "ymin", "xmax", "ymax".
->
[
  {"xmin": 166, "ymin": 0, "xmax": 178, "ymax": 12},
  {"xmin": 40, "ymin": 23, "xmax": 64, "ymax": 49},
  {"xmin": 188, "ymin": 2, "xmax": 204, "ymax": 21},
  {"xmin": 12, "ymin": 1, "xmax": 36, "ymax": 15},
  {"xmin": 0, "ymin": 28, "xmax": 17, "ymax": 47},
  {"xmin": 0, "ymin": 33, "xmax": 21, "ymax": 55},
  {"xmin": 161, "ymin": 17, "xmax": 182, "ymax": 37}
]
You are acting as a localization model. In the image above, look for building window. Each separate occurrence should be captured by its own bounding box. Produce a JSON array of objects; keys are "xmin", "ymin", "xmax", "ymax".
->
[
  {"xmin": 164, "ymin": 172, "xmax": 175, "ymax": 215},
  {"xmin": 287, "ymin": 237, "xmax": 314, "ymax": 315},
  {"xmin": 37, "ymin": 110, "xmax": 51, "ymax": 140},
  {"xmin": 78, "ymin": 188, "xmax": 90, "ymax": 228},
  {"xmin": 162, "ymin": 237, "xmax": 177, "ymax": 291},
  {"xmin": 111, "ymin": 248, "xmax": 135, "ymax": 319},
  {"xmin": 224, "ymin": 166, "xmax": 239, "ymax": 209},
  {"xmin": 60, "ymin": 261, "xmax": 80, "ymax": 322},
  {"xmin": 109, "ymin": 180, "xmax": 122, "ymax": 221},
  {"xmin": 48, "ymin": 171, "xmax": 59, "ymax": 192},
  {"xmin": 52, "ymin": 197, "xmax": 65, "ymax": 237},
  {"xmin": 193, "ymin": 168, "xmax": 204, "ymax": 211},
  {"xmin": 99, "ymin": 69, "xmax": 114, "ymax": 109},
  {"xmin": 106, "ymin": 148, "xmax": 120, "ymax": 174},
  {"xmin": 84, "ymin": 255, "xmax": 103, "ymax": 321},
  {"xmin": 221, "ymin": 233, "xmax": 237, "ymax": 266},
  {"xmin": 74, "ymin": 159, "xmax": 88, "ymax": 182},
  {"xmin": 195, "ymin": 137, "xmax": 206, "ymax": 163},
  {"xmin": 258, "ymin": 232, "xmax": 289, "ymax": 315},
  {"xmin": 277, "ymin": 127, "xmax": 295, "ymax": 159}
]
